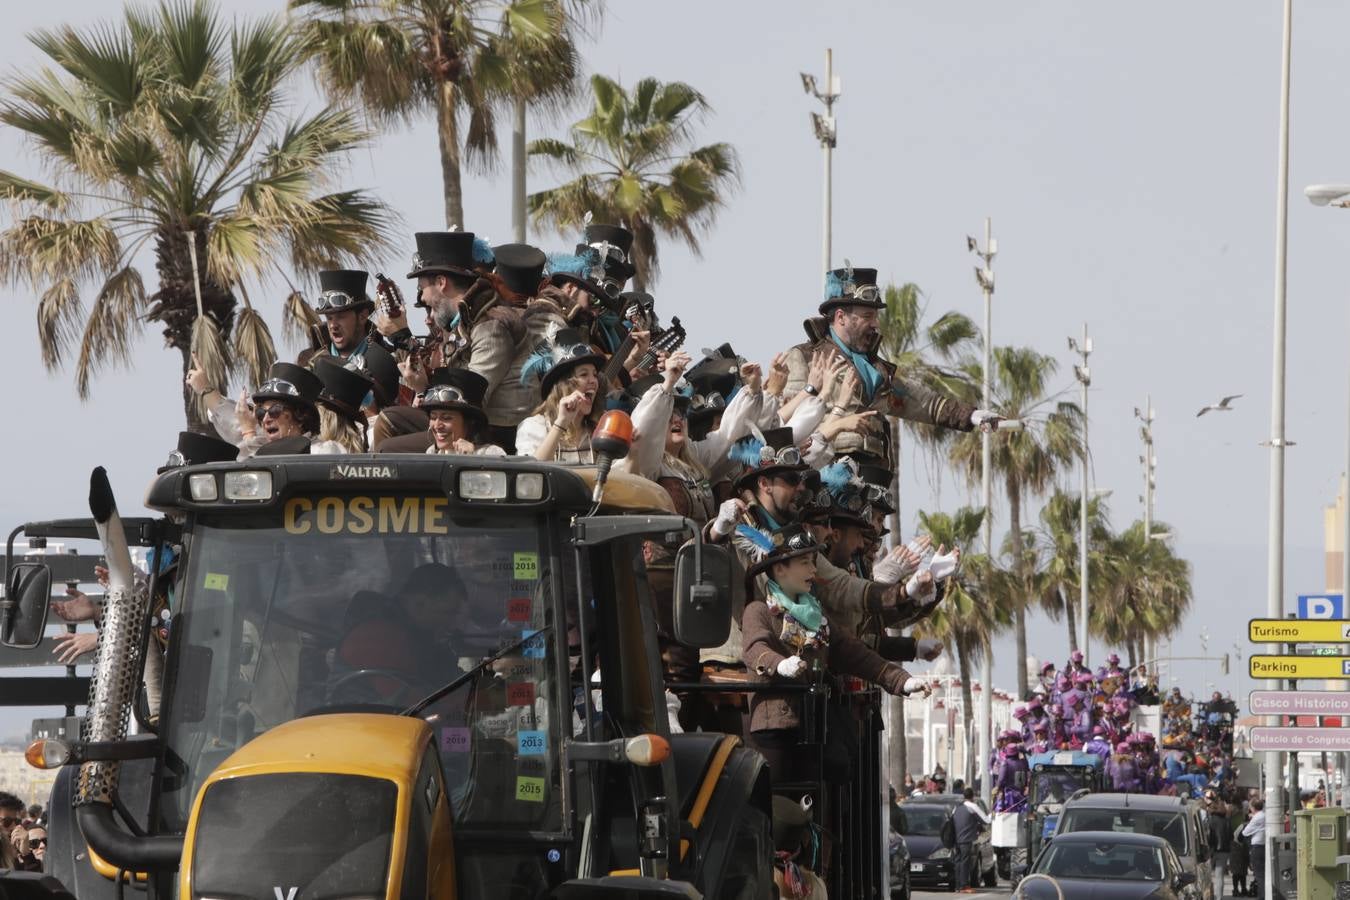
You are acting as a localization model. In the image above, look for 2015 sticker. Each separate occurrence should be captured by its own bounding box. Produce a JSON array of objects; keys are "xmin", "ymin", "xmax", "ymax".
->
[
  {"xmin": 515, "ymin": 775, "xmax": 546, "ymax": 802},
  {"xmin": 441, "ymin": 727, "xmax": 471, "ymax": 754},
  {"xmin": 513, "ymin": 552, "xmax": 539, "ymax": 581},
  {"xmin": 518, "ymin": 730, "xmax": 547, "ymax": 755},
  {"xmin": 507, "ymin": 682, "xmax": 535, "ymax": 706}
]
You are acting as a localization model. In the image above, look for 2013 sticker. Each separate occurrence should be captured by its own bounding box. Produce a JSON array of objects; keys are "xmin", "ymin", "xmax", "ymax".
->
[
  {"xmin": 517, "ymin": 730, "xmax": 547, "ymax": 755},
  {"xmin": 507, "ymin": 682, "xmax": 535, "ymax": 706},
  {"xmin": 515, "ymin": 775, "xmax": 546, "ymax": 802},
  {"xmin": 513, "ymin": 552, "xmax": 539, "ymax": 581},
  {"xmin": 203, "ymin": 573, "xmax": 229, "ymax": 591},
  {"xmin": 441, "ymin": 727, "xmax": 471, "ymax": 754},
  {"xmin": 507, "ymin": 597, "xmax": 532, "ymax": 622},
  {"xmin": 522, "ymin": 629, "xmax": 546, "ymax": 659}
]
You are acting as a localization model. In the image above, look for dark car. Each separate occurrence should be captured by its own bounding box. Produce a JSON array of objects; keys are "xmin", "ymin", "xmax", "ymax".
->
[
  {"xmin": 1052, "ymin": 793, "xmax": 1213, "ymax": 900},
  {"xmin": 1025, "ymin": 831, "xmax": 1199, "ymax": 900},
  {"xmin": 898, "ymin": 795, "xmax": 997, "ymax": 891}
]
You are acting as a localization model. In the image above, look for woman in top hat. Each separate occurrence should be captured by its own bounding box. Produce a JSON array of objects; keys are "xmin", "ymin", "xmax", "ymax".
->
[
  {"xmin": 738, "ymin": 523, "xmax": 926, "ymax": 786},
  {"xmin": 515, "ymin": 327, "xmax": 607, "ymax": 462},
  {"xmin": 419, "ymin": 369, "xmax": 505, "ymax": 456},
  {"xmin": 189, "ymin": 360, "xmax": 323, "ymax": 458},
  {"xmin": 313, "ymin": 359, "xmax": 374, "ymax": 453}
]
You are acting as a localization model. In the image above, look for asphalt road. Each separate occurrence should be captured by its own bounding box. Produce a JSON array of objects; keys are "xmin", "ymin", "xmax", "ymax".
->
[{"xmin": 913, "ymin": 888, "xmax": 1010, "ymax": 900}]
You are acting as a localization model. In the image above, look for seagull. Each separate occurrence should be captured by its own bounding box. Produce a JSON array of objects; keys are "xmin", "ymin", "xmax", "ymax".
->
[{"xmin": 1196, "ymin": 394, "xmax": 1243, "ymax": 418}]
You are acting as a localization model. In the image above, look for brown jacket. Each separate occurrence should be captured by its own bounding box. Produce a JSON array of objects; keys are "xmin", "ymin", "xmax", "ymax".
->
[
  {"xmin": 741, "ymin": 597, "xmax": 911, "ymax": 733},
  {"xmin": 441, "ymin": 281, "xmax": 528, "ymax": 427},
  {"xmin": 782, "ymin": 317, "xmax": 976, "ymax": 463}
]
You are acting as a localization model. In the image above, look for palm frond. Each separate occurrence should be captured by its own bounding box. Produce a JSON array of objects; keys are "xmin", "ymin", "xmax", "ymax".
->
[
  {"xmin": 282, "ymin": 288, "xmax": 322, "ymax": 343},
  {"xmin": 36, "ymin": 277, "xmax": 83, "ymax": 369},
  {"xmin": 73, "ymin": 266, "xmax": 145, "ymax": 398},
  {"xmin": 188, "ymin": 311, "xmax": 230, "ymax": 418},
  {"xmin": 231, "ymin": 297, "xmax": 276, "ymax": 387}
]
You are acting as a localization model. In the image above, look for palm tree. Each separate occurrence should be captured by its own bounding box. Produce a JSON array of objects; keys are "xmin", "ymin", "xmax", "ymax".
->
[
  {"xmin": 527, "ymin": 75, "xmax": 740, "ymax": 290},
  {"xmin": 291, "ymin": 0, "xmax": 588, "ymax": 230},
  {"xmin": 1096, "ymin": 521, "xmax": 1193, "ymax": 666},
  {"xmin": 0, "ymin": 0, "xmax": 396, "ymax": 425},
  {"xmin": 947, "ymin": 347, "xmax": 1084, "ymax": 699},
  {"xmin": 1038, "ymin": 490, "xmax": 1114, "ymax": 653},
  {"xmin": 912, "ymin": 506, "xmax": 1012, "ymax": 786}
]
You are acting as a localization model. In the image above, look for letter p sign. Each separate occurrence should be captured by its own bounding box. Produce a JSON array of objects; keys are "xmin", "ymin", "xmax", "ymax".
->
[{"xmin": 1298, "ymin": 594, "xmax": 1345, "ymax": 619}]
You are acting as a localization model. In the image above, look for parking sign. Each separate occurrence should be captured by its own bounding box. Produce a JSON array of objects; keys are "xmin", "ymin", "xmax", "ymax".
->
[{"xmin": 1297, "ymin": 594, "xmax": 1345, "ymax": 619}]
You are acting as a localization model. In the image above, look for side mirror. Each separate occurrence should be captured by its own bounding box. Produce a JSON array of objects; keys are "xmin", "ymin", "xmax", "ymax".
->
[
  {"xmin": 1175, "ymin": 872, "xmax": 1197, "ymax": 888},
  {"xmin": 672, "ymin": 541, "xmax": 739, "ymax": 648},
  {"xmin": 2, "ymin": 563, "xmax": 52, "ymax": 649}
]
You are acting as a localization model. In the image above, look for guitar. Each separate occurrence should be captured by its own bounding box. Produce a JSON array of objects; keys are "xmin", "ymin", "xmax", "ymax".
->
[{"xmin": 599, "ymin": 316, "xmax": 687, "ymax": 388}]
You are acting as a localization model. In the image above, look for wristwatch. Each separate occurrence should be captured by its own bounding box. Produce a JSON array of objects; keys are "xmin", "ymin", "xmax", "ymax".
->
[{"xmin": 803, "ymin": 384, "xmax": 819, "ymax": 396}]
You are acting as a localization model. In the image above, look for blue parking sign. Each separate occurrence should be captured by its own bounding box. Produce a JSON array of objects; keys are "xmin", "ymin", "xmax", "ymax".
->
[
  {"xmin": 1343, "ymin": 660, "xmax": 1350, "ymax": 676},
  {"xmin": 1298, "ymin": 594, "xmax": 1345, "ymax": 619}
]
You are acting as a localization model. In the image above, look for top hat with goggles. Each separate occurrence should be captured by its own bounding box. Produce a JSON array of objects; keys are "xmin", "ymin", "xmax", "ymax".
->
[
  {"xmin": 819, "ymin": 266, "xmax": 884, "ymax": 316},
  {"xmin": 521, "ymin": 327, "xmax": 607, "ymax": 398},
  {"xmin": 730, "ymin": 426, "xmax": 808, "ymax": 494},
  {"xmin": 419, "ymin": 368, "xmax": 490, "ymax": 436},
  {"xmin": 583, "ymin": 223, "xmax": 637, "ymax": 284},
  {"xmin": 856, "ymin": 462, "xmax": 897, "ymax": 514},
  {"xmin": 315, "ymin": 269, "xmax": 374, "ymax": 314},
  {"xmin": 252, "ymin": 362, "xmax": 323, "ymax": 410},
  {"xmin": 743, "ymin": 522, "xmax": 822, "ymax": 580},
  {"xmin": 819, "ymin": 458, "xmax": 873, "ymax": 529},
  {"xmin": 407, "ymin": 231, "xmax": 481, "ymax": 279},
  {"xmin": 159, "ymin": 431, "xmax": 239, "ymax": 472}
]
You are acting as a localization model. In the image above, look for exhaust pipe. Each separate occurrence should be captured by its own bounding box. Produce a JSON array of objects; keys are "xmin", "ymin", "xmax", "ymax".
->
[{"xmin": 76, "ymin": 468, "xmax": 181, "ymax": 869}]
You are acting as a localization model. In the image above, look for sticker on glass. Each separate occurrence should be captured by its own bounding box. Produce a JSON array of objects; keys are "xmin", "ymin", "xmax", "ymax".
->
[
  {"xmin": 518, "ymin": 730, "xmax": 547, "ymax": 756},
  {"xmin": 522, "ymin": 629, "xmax": 546, "ymax": 659},
  {"xmin": 507, "ymin": 597, "xmax": 532, "ymax": 622},
  {"xmin": 513, "ymin": 552, "xmax": 539, "ymax": 581},
  {"xmin": 507, "ymin": 682, "xmax": 535, "ymax": 706},
  {"xmin": 516, "ymin": 775, "xmax": 546, "ymax": 802},
  {"xmin": 440, "ymin": 727, "xmax": 471, "ymax": 754},
  {"xmin": 203, "ymin": 573, "xmax": 229, "ymax": 591}
]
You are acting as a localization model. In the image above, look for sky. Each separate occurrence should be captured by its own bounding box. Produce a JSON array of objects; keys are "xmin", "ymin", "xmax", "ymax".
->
[{"xmin": 2, "ymin": 0, "xmax": 1350, "ymax": 737}]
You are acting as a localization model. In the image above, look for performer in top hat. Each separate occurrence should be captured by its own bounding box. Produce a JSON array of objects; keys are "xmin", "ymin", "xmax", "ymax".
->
[
  {"xmin": 188, "ymin": 361, "xmax": 323, "ymax": 458},
  {"xmin": 418, "ymin": 368, "xmax": 505, "ymax": 456},
  {"xmin": 782, "ymin": 266, "xmax": 1002, "ymax": 465},
  {"xmin": 482, "ymin": 242, "xmax": 550, "ymax": 450},
  {"xmin": 301, "ymin": 269, "xmax": 400, "ymax": 411},
  {"xmin": 312, "ymin": 358, "xmax": 375, "ymax": 453},
  {"xmin": 514, "ymin": 327, "xmax": 607, "ymax": 462},
  {"xmin": 545, "ymin": 222, "xmax": 645, "ymax": 359}
]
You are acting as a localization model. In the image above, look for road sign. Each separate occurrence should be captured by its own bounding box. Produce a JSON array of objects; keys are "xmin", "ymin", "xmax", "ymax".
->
[
  {"xmin": 1250, "ymin": 619, "xmax": 1350, "ymax": 642},
  {"xmin": 1298, "ymin": 594, "xmax": 1346, "ymax": 619},
  {"xmin": 1249, "ymin": 655, "xmax": 1350, "ymax": 679},
  {"xmin": 1250, "ymin": 727, "xmax": 1350, "ymax": 752},
  {"xmin": 1249, "ymin": 691, "xmax": 1350, "ymax": 716}
]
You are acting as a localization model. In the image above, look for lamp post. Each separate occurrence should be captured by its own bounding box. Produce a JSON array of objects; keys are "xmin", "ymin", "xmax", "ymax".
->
[
  {"xmin": 1069, "ymin": 326, "xmax": 1093, "ymax": 663},
  {"xmin": 968, "ymin": 220, "xmax": 997, "ymax": 808},
  {"xmin": 801, "ymin": 52, "xmax": 840, "ymax": 279},
  {"xmin": 1134, "ymin": 399, "xmax": 1158, "ymax": 669}
]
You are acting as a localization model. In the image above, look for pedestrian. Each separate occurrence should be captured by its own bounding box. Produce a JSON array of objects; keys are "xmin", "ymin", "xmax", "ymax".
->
[
  {"xmin": 1230, "ymin": 815, "xmax": 1250, "ymax": 897},
  {"xmin": 1204, "ymin": 789, "xmax": 1231, "ymax": 900},
  {"xmin": 952, "ymin": 787, "xmax": 990, "ymax": 893},
  {"xmin": 0, "ymin": 793, "xmax": 25, "ymax": 869},
  {"xmin": 1241, "ymin": 799, "xmax": 1265, "ymax": 899}
]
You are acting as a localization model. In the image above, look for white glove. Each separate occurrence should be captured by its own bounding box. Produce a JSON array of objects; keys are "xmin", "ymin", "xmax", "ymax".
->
[
  {"xmin": 711, "ymin": 499, "xmax": 744, "ymax": 537},
  {"xmin": 916, "ymin": 638, "xmax": 943, "ymax": 661},
  {"xmin": 971, "ymin": 409, "xmax": 1001, "ymax": 431},
  {"xmin": 872, "ymin": 547, "xmax": 915, "ymax": 584},
  {"xmin": 905, "ymin": 570, "xmax": 936, "ymax": 601},
  {"xmin": 777, "ymin": 656, "xmax": 808, "ymax": 678},
  {"xmin": 903, "ymin": 677, "xmax": 930, "ymax": 696},
  {"xmin": 929, "ymin": 549, "xmax": 960, "ymax": 581}
]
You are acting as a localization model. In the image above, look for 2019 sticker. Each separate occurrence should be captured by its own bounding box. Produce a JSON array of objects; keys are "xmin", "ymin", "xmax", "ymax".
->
[
  {"xmin": 518, "ymin": 730, "xmax": 546, "ymax": 755},
  {"xmin": 440, "ymin": 727, "xmax": 471, "ymax": 753},
  {"xmin": 513, "ymin": 552, "xmax": 539, "ymax": 581},
  {"xmin": 515, "ymin": 775, "xmax": 546, "ymax": 802}
]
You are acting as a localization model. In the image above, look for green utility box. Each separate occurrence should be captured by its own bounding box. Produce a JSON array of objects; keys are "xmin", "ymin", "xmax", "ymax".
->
[{"xmin": 1294, "ymin": 807, "xmax": 1349, "ymax": 900}]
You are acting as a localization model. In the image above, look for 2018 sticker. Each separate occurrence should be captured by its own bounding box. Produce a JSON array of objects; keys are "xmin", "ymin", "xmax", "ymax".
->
[
  {"xmin": 515, "ymin": 775, "xmax": 546, "ymax": 802},
  {"xmin": 513, "ymin": 552, "xmax": 539, "ymax": 581},
  {"xmin": 522, "ymin": 629, "xmax": 546, "ymax": 659},
  {"xmin": 203, "ymin": 573, "xmax": 229, "ymax": 591},
  {"xmin": 507, "ymin": 682, "xmax": 535, "ymax": 706},
  {"xmin": 507, "ymin": 598, "xmax": 532, "ymax": 622},
  {"xmin": 440, "ymin": 727, "xmax": 471, "ymax": 753},
  {"xmin": 518, "ymin": 730, "xmax": 546, "ymax": 755}
]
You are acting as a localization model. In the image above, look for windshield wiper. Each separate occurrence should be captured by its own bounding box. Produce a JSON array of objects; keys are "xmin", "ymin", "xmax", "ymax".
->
[{"xmin": 400, "ymin": 625, "xmax": 553, "ymax": 718}]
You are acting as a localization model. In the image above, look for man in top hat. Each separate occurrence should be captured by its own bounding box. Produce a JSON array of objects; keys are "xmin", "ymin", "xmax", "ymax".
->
[
  {"xmin": 782, "ymin": 266, "xmax": 1001, "ymax": 465},
  {"xmin": 302, "ymin": 270, "xmax": 399, "ymax": 411},
  {"xmin": 482, "ymin": 242, "xmax": 550, "ymax": 451},
  {"xmin": 545, "ymin": 222, "xmax": 641, "ymax": 357}
]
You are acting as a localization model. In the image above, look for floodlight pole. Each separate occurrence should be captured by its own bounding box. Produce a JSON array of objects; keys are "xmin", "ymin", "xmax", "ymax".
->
[
  {"xmin": 970, "ymin": 218, "xmax": 996, "ymax": 809},
  {"xmin": 1071, "ymin": 325, "xmax": 1092, "ymax": 665},
  {"xmin": 803, "ymin": 50, "xmax": 839, "ymax": 281}
]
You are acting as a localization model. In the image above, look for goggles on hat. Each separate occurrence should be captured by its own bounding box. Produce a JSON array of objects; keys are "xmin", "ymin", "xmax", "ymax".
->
[
  {"xmin": 316, "ymin": 290, "xmax": 366, "ymax": 312},
  {"xmin": 843, "ymin": 283, "xmax": 882, "ymax": 304},
  {"xmin": 832, "ymin": 490, "xmax": 869, "ymax": 513},
  {"xmin": 421, "ymin": 385, "xmax": 471, "ymax": 406},
  {"xmin": 556, "ymin": 343, "xmax": 595, "ymax": 362},
  {"xmin": 776, "ymin": 530, "xmax": 818, "ymax": 553},
  {"xmin": 690, "ymin": 393, "xmax": 727, "ymax": 412},
  {"xmin": 862, "ymin": 483, "xmax": 890, "ymax": 505},
  {"xmin": 599, "ymin": 277, "xmax": 623, "ymax": 300},
  {"xmin": 256, "ymin": 378, "xmax": 303, "ymax": 398},
  {"xmin": 591, "ymin": 241, "xmax": 629, "ymax": 265},
  {"xmin": 758, "ymin": 444, "xmax": 802, "ymax": 467}
]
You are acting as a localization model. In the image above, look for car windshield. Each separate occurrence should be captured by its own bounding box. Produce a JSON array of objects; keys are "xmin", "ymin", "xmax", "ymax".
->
[
  {"xmin": 900, "ymin": 806, "xmax": 949, "ymax": 837},
  {"xmin": 1036, "ymin": 840, "xmax": 1167, "ymax": 881},
  {"xmin": 1033, "ymin": 771, "xmax": 1090, "ymax": 806},
  {"xmin": 1059, "ymin": 809, "xmax": 1189, "ymax": 855},
  {"xmin": 159, "ymin": 496, "xmax": 563, "ymax": 837}
]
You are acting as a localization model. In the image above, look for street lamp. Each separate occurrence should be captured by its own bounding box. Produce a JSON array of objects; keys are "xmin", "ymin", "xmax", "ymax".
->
[
  {"xmin": 1069, "ymin": 328, "xmax": 1093, "ymax": 665},
  {"xmin": 968, "ymin": 220, "xmax": 996, "ymax": 810},
  {"xmin": 801, "ymin": 52, "xmax": 840, "ymax": 279},
  {"xmin": 1305, "ymin": 185, "xmax": 1350, "ymax": 207}
]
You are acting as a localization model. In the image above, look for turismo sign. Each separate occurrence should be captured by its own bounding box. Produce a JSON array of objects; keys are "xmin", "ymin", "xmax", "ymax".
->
[{"xmin": 1249, "ymin": 619, "xmax": 1350, "ymax": 643}]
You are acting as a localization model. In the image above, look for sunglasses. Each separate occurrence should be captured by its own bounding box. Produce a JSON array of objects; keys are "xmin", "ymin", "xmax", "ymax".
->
[
  {"xmin": 254, "ymin": 403, "xmax": 290, "ymax": 422},
  {"xmin": 315, "ymin": 290, "xmax": 367, "ymax": 312},
  {"xmin": 420, "ymin": 385, "xmax": 470, "ymax": 405},
  {"xmin": 28, "ymin": 838, "xmax": 45, "ymax": 847}
]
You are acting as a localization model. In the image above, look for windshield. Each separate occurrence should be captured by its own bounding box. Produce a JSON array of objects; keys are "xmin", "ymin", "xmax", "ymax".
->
[
  {"xmin": 1036, "ymin": 840, "xmax": 1167, "ymax": 881},
  {"xmin": 899, "ymin": 805, "xmax": 949, "ymax": 837},
  {"xmin": 160, "ymin": 496, "xmax": 564, "ymax": 836},
  {"xmin": 1033, "ymin": 771, "xmax": 1091, "ymax": 806},
  {"xmin": 1058, "ymin": 809, "xmax": 1189, "ymax": 855}
]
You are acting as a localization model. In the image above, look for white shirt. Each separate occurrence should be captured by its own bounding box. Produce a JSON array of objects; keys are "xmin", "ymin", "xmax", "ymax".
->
[
  {"xmin": 1241, "ymin": 810, "xmax": 1265, "ymax": 846},
  {"xmin": 964, "ymin": 799, "xmax": 992, "ymax": 825}
]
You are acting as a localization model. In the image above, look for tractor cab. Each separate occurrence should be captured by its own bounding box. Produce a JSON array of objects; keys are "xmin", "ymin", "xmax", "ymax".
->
[{"xmin": 1023, "ymin": 751, "xmax": 1105, "ymax": 862}]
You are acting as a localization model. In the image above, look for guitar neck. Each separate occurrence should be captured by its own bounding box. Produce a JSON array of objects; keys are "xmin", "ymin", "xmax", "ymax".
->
[{"xmin": 601, "ymin": 333, "xmax": 637, "ymax": 385}]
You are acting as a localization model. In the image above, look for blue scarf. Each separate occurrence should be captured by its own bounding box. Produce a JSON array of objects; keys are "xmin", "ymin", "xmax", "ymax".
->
[
  {"xmin": 594, "ymin": 309, "xmax": 629, "ymax": 355},
  {"xmin": 828, "ymin": 327, "xmax": 884, "ymax": 402},
  {"xmin": 767, "ymin": 579, "xmax": 823, "ymax": 633}
]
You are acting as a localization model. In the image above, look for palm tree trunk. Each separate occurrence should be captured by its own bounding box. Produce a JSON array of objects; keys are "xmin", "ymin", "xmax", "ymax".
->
[
  {"xmin": 1065, "ymin": 587, "xmax": 1078, "ymax": 653},
  {"xmin": 1008, "ymin": 485, "xmax": 1029, "ymax": 700},
  {"xmin": 436, "ymin": 79, "xmax": 465, "ymax": 230},
  {"xmin": 958, "ymin": 640, "xmax": 975, "ymax": 787},
  {"xmin": 1126, "ymin": 644, "xmax": 1137, "ymax": 669}
]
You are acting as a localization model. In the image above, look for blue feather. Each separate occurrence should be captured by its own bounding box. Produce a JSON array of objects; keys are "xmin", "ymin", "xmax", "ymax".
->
[
  {"xmin": 734, "ymin": 523, "xmax": 775, "ymax": 554},
  {"xmin": 546, "ymin": 250, "xmax": 598, "ymax": 278},
  {"xmin": 727, "ymin": 435, "xmax": 763, "ymax": 467},
  {"xmin": 472, "ymin": 237, "xmax": 495, "ymax": 265},
  {"xmin": 520, "ymin": 345, "xmax": 554, "ymax": 384},
  {"xmin": 823, "ymin": 270, "xmax": 846, "ymax": 302},
  {"xmin": 820, "ymin": 462, "xmax": 855, "ymax": 497}
]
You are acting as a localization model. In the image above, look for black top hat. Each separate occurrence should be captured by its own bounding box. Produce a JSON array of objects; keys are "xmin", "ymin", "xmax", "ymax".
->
[
  {"xmin": 731, "ymin": 426, "xmax": 808, "ymax": 494},
  {"xmin": 253, "ymin": 362, "xmax": 323, "ymax": 409},
  {"xmin": 522, "ymin": 327, "xmax": 607, "ymax": 398},
  {"xmin": 546, "ymin": 247, "xmax": 606, "ymax": 297},
  {"xmin": 856, "ymin": 461, "xmax": 897, "ymax": 514},
  {"xmin": 583, "ymin": 223, "xmax": 637, "ymax": 283},
  {"xmin": 819, "ymin": 266, "xmax": 884, "ymax": 316},
  {"xmin": 316, "ymin": 269, "xmax": 373, "ymax": 313},
  {"xmin": 743, "ymin": 523, "xmax": 821, "ymax": 580},
  {"xmin": 345, "ymin": 342, "xmax": 400, "ymax": 410},
  {"xmin": 407, "ymin": 231, "xmax": 479, "ymax": 279},
  {"xmin": 254, "ymin": 435, "xmax": 312, "ymax": 456},
  {"xmin": 420, "ymin": 367, "xmax": 489, "ymax": 435},
  {"xmin": 160, "ymin": 431, "xmax": 238, "ymax": 472},
  {"xmin": 314, "ymin": 357, "xmax": 375, "ymax": 421},
  {"xmin": 492, "ymin": 243, "xmax": 547, "ymax": 297}
]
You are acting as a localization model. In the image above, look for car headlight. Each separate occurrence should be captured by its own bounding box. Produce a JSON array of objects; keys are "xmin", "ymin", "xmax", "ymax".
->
[
  {"xmin": 515, "ymin": 472, "xmax": 545, "ymax": 500},
  {"xmin": 929, "ymin": 847, "xmax": 952, "ymax": 860},
  {"xmin": 459, "ymin": 470, "xmax": 507, "ymax": 500},
  {"xmin": 188, "ymin": 473, "xmax": 218, "ymax": 502},
  {"xmin": 223, "ymin": 470, "xmax": 273, "ymax": 501}
]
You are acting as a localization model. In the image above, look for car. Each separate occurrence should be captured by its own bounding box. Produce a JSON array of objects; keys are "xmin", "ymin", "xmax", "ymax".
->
[
  {"xmin": 889, "ymin": 831, "xmax": 911, "ymax": 900},
  {"xmin": 1024, "ymin": 831, "xmax": 1199, "ymax": 900},
  {"xmin": 1051, "ymin": 793, "xmax": 1214, "ymax": 900},
  {"xmin": 898, "ymin": 795, "xmax": 998, "ymax": 891}
]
